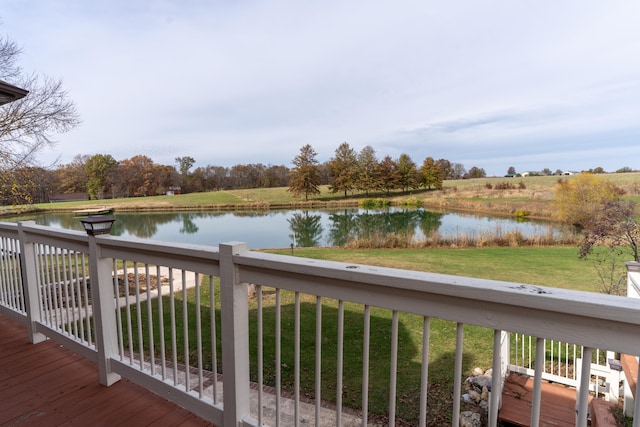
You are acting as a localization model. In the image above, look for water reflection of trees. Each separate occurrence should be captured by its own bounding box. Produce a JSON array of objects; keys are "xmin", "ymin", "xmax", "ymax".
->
[
  {"xmin": 288, "ymin": 211, "xmax": 323, "ymax": 247},
  {"xmin": 116, "ymin": 213, "xmax": 207, "ymax": 238},
  {"xmin": 327, "ymin": 209, "xmax": 444, "ymax": 246},
  {"xmin": 8, "ymin": 207, "xmax": 570, "ymax": 249}
]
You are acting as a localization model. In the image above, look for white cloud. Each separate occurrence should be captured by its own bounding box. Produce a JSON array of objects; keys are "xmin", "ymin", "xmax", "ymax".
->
[{"xmin": 2, "ymin": 0, "xmax": 640, "ymax": 175}]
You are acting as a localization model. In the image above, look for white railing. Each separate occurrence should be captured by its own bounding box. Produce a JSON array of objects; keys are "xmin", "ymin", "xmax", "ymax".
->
[
  {"xmin": 507, "ymin": 335, "xmax": 617, "ymax": 399},
  {"xmin": 0, "ymin": 221, "xmax": 640, "ymax": 426}
]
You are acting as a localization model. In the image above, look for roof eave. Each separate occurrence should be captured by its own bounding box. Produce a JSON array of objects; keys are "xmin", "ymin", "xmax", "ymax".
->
[{"xmin": 0, "ymin": 80, "xmax": 29, "ymax": 105}]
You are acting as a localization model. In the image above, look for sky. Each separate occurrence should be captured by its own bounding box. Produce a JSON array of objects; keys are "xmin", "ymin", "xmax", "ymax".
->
[{"xmin": 2, "ymin": 1, "xmax": 640, "ymax": 176}]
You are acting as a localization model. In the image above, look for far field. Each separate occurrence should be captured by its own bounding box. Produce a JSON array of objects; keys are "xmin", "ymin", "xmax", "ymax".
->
[{"xmin": 3, "ymin": 172, "xmax": 640, "ymax": 221}]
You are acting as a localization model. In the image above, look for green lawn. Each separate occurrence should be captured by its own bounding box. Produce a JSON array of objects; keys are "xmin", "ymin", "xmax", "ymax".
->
[
  {"xmin": 124, "ymin": 244, "xmax": 614, "ymax": 423},
  {"xmin": 266, "ymin": 246, "xmax": 601, "ymax": 293}
]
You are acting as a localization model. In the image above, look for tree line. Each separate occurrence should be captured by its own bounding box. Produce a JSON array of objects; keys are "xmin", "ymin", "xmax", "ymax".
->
[
  {"xmin": 287, "ymin": 143, "xmax": 484, "ymax": 200},
  {"xmin": 0, "ymin": 145, "xmax": 486, "ymax": 204}
]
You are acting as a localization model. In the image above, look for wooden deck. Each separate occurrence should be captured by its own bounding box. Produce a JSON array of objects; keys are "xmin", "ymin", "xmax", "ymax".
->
[
  {"xmin": 0, "ymin": 314, "xmax": 214, "ymax": 426},
  {"xmin": 499, "ymin": 373, "xmax": 580, "ymax": 426}
]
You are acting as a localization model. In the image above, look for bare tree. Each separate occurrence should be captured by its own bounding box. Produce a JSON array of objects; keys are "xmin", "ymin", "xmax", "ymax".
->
[
  {"xmin": 579, "ymin": 200, "xmax": 640, "ymax": 295},
  {"xmin": 580, "ymin": 200, "xmax": 640, "ymax": 262},
  {"xmin": 0, "ymin": 32, "xmax": 80, "ymax": 171}
]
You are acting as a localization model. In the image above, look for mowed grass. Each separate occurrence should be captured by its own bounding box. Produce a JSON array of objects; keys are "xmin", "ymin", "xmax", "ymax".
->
[
  {"xmin": 133, "ymin": 275, "xmax": 496, "ymax": 423},
  {"xmin": 126, "ymin": 245, "xmax": 607, "ymax": 423},
  {"xmin": 266, "ymin": 246, "xmax": 601, "ymax": 293}
]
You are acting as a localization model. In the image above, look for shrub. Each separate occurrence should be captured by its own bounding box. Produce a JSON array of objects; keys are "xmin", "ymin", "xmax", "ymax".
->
[
  {"xmin": 359, "ymin": 198, "xmax": 389, "ymax": 209},
  {"xmin": 397, "ymin": 198, "xmax": 422, "ymax": 207},
  {"xmin": 494, "ymin": 182, "xmax": 516, "ymax": 190},
  {"xmin": 553, "ymin": 173, "xmax": 624, "ymax": 226}
]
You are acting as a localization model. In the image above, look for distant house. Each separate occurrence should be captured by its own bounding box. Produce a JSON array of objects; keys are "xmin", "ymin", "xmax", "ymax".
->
[{"xmin": 166, "ymin": 186, "xmax": 182, "ymax": 196}]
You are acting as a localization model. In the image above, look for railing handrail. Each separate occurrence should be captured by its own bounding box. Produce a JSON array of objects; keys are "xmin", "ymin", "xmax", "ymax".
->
[{"xmin": 236, "ymin": 250, "xmax": 640, "ymax": 355}]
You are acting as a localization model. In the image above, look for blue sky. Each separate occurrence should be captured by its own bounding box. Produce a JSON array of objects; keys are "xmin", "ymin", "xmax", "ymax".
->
[{"xmin": 3, "ymin": 1, "xmax": 640, "ymax": 176}]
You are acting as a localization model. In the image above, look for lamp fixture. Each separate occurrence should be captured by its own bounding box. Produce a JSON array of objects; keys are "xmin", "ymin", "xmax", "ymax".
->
[{"xmin": 80, "ymin": 215, "xmax": 116, "ymax": 236}]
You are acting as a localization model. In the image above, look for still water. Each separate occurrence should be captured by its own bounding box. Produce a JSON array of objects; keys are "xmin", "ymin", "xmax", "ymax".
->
[{"xmin": 3, "ymin": 208, "xmax": 571, "ymax": 249}]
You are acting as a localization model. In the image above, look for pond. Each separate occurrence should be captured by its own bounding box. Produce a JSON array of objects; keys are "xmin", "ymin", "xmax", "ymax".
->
[{"xmin": 3, "ymin": 208, "xmax": 574, "ymax": 249}]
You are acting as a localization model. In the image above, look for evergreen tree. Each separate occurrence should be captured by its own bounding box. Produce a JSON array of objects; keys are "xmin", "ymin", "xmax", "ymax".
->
[{"xmin": 288, "ymin": 144, "xmax": 321, "ymax": 201}]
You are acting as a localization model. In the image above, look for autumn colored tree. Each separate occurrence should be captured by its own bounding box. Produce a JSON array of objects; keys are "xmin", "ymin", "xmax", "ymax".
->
[
  {"xmin": 327, "ymin": 142, "xmax": 357, "ymax": 197},
  {"xmin": 288, "ymin": 144, "xmax": 321, "ymax": 201},
  {"xmin": 466, "ymin": 166, "xmax": 486, "ymax": 179},
  {"xmin": 419, "ymin": 157, "xmax": 443, "ymax": 190},
  {"xmin": 355, "ymin": 145, "xmax": 380, "ymax": 195},
  {"xmin": 396, "ymin": 153, "xmax": 417, "ymax": 192},
  {"xmin": 435, "ymin": 159, "xmax": 453, "ymax": 180},
  {"xmin": 0, "ymin": 166, "xmax": 52, "ymax": 204},
  {"xmin": 553, "ymin": 173, "xmax": 623, "ymax": 227},
  {"xmin": 190, "ymin": 165, "xmax": 229, "ymax": 191},
  {"xmin": 54, "ymin": 155, "xmax": 89, "ymax": 194},
  {"xmin": 261, "ymin": 165, "xmax": 290, "ymax": 188},
  {"xmin": 378, "ymin": 155, "xmax": 399, "ymax": 194},
  {"xmin": 117, "ymin": 155, "xmax": 158, "ymax": 197}
]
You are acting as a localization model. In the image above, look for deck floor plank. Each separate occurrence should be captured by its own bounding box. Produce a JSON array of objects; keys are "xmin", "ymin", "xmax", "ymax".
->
[
  {"xmin": 0, "ymin": 315, "xmax": 214, "ymax": 426},
  {"xmin": 500, "ymin": 372, "xmax": 581, "ymax": 427}
]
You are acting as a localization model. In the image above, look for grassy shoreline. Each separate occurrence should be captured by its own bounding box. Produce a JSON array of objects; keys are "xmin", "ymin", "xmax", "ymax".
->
[{"xmin": 3, "ymin": 172, "xmax": 638, "ymax": 220}]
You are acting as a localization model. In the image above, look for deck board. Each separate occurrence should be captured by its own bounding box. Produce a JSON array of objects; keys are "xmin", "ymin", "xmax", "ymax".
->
[
  {"xmin": 0, "ymin": 314, "xmax": 214, "ymax": 426},
  {"xmin": 621, "ymin": 354, "xmax": 638, "ymax": 399},
  {"xmin": 500, "ymin": 372, "xmax": 581, "ymax": 426}
]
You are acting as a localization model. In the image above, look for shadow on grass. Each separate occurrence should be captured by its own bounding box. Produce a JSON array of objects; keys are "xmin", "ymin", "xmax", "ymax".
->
[
  {"xmin": 248, "ymin": 300, "xmax": 476, "ymax": 423},
  {"xmin": 313, "ymin": 188, "xmax": 436, "ymax": 203},
  {"xmin": 123, "ymin": 285, "xmax": 479, "ymax": 424}
]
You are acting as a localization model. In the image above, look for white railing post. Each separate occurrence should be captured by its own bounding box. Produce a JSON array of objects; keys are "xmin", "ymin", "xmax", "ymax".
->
[
  {"xmin": 576, "ymin": 347, "xmax": 593, "ymax": 427},
  {"xmin": 17, "ymin": 221, "xmax": 46, "ymax": 343},
  {"xmin": 489, "ymin": 329, "xmax": 503, "ymax": 427},
  {"xmin": 500, "ymin": 331, "xmax": 510, "ymax": 377},
  {"xmin": 87, "ymin": 234, "xmax": 121, "ymax": 386},
  {"xmin": 606, "ymin": 350, "xmax": 620, "ymax": 402},
  {"xmin": 219, "ymin": 242, "xmax": 250, "ymax": 427},
  {"xmin": 531, "ymin": 337, "xmax": 545, "ymax": 426},
  {"xmin": 627, "ymin": 261, "xmax": 640, "ymax": 299}
]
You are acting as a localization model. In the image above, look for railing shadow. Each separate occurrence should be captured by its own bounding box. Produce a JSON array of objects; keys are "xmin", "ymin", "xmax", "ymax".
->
[{"xmin": 247, "ymin": 298, "xmax": 477, "ymax": 423}]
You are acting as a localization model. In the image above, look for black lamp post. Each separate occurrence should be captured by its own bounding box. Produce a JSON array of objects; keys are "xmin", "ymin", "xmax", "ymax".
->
[{"xmin": 79, "ymin": 215, "xmax": 116, "ymax": 236}]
